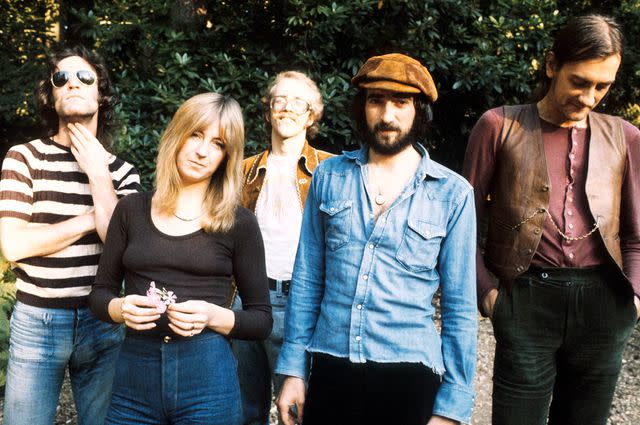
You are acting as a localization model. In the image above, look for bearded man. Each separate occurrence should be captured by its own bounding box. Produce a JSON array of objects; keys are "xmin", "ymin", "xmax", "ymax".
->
[{"xmin": 275, "ymin": 53, "xmax": 477, "ymax": 425}]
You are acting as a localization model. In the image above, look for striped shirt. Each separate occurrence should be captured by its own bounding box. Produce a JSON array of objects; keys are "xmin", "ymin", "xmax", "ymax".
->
[{"xmin": 0, "ymin": 137, "xmax": 141, "ymax": 308}]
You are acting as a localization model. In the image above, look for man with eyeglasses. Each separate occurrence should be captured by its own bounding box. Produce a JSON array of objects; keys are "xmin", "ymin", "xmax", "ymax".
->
[
  {"xmin": 233, "ymin": 70, "xmax": 332, "ymax": 425},
  {"xmin": 0, "ymin": 45, "xmax": 140, "ymax": 424},
  {"xmin": 275, "ymin": 54, "xmax": 476, "ymax": 425}
]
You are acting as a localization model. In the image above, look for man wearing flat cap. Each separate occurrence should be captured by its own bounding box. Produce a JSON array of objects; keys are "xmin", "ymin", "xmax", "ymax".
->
[{"xmin": 275, "ymin": 53, "xmax": 477, "ymax": 425}]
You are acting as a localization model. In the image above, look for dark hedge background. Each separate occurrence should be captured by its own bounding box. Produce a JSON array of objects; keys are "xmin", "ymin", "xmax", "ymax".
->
[{"xmin": 1, "ymin": 0, "xmax": 639, "ymax": 189}]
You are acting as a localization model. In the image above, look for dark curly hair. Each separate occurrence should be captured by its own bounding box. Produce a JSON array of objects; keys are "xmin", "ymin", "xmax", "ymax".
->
[
  {"xmin": 350, "ymin": 89, "xmax": 433, "ymax": 145},
  {"xmin": 36, "ymin": 45, "xmax": 119, "ymax": 150}
]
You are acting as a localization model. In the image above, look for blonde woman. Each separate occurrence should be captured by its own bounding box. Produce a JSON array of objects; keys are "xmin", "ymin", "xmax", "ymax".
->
[{"xmin": 89, "ymin": 93, "xmax": 272, "ymax": 424}]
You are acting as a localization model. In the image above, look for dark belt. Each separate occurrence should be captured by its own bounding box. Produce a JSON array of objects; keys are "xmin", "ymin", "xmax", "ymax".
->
[{"xmin": 268, "ymin": 278, "xmax": 291, "ymax": 295}]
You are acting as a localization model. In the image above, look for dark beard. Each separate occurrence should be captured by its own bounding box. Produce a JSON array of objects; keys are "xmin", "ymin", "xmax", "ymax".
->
[{"xmin": 363, "ymin": 122, "xmax": 417, "ymax": 156}]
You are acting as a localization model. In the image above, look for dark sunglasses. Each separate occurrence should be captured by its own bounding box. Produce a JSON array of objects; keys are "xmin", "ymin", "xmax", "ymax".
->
[{"xmin": 50, "ymin": 70, "xmax": 97, "ymax": 88}]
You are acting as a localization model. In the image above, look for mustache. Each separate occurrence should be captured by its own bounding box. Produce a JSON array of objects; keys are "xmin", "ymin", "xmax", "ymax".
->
[{"xmin": 374, "ymin": 123, "xmax": 401, "ymax": 132}]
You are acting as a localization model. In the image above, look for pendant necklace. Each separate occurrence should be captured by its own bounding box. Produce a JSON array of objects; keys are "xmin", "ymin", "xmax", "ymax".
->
[
  {"xmin": 173, "ymin": 210, "xmax": 205, "ymax": 222},
  {"xmin": 369, "ymin": 165, "xmax": 386, "ymax": 206}
]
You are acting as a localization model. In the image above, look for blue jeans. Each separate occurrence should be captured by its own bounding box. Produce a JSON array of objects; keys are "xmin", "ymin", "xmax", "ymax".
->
[
  {"xmin": 3, "ymin": 301, "xmax": 124, "ymax": 425},
  {"xmin": 106, "ymin": 331, "xmax": 241, "ymax": 425},
  {"xmin": 233, "ymin": 289, "xmax": 287, "ymax": 425}
]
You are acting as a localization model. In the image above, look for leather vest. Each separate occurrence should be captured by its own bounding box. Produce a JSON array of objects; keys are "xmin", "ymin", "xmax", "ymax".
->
[
  {"xmin": 485, "ymin": 104, "xmax": 626, "ymax": 285},
  {"xmin": 241, "ymin": 140, "xmax": 333, "ymax": 212}
]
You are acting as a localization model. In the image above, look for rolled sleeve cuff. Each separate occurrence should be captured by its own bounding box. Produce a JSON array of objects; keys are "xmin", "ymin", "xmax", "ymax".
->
[
  {"xmin": 432, "ymin": 382, "xmax": 475, "ymax": 424},
  {"xmin": 274, "ymin": 341, "xmax": 309, "ymax": 379}
]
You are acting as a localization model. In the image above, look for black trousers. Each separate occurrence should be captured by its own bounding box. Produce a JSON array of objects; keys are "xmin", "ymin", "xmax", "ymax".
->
[
  {"xmin": 492, "ymin": 266, "xmax": 637, "ymax": 425},
  {"xmin": 303, "ymin": 353, "xmax": 441, "ymax": 425}
]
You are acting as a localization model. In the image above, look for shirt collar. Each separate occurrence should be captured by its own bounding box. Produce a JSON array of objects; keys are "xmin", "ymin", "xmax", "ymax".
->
[
  {"xmin": 249, "ymin": 140, "xmax": 318, "ymax": 185},
  {"xmin": 259, "ymin": 140, "xmax": 317, "ymax": 175},
  {"xmin": 343, "ymin": 143, "xmax": 447, "ymax": 181}
]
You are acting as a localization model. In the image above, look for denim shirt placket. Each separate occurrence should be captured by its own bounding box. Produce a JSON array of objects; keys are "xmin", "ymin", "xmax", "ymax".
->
[{"xmin": 347, "ymin": 155, "xmax": 427, "ymax": 362}]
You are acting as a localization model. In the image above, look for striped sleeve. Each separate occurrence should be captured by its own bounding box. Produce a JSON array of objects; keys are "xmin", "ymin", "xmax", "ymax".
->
[
  {"xmin": 109, "ymin": 157, "xmax": 142, "ymax": 197},
  {"xmin": 0, "ymin": 145, "xmax": 34, "ymax": 221}
]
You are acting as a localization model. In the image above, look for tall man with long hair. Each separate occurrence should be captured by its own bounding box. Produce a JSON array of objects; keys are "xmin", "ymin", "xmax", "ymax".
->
[
  {"xmin": 235, "ymin": 71, "xmax": 332, "ymax": 425},
  {"xmin": 464, "ymin": 15, "xmax": 640, "ymax": 425},
  {"xmin": 276, "ymin": 54, "xmax": 477, "ymax": 425},
  {"xmin": 0, "ymin": 45, "xmax": 140, "ymax": 424}
]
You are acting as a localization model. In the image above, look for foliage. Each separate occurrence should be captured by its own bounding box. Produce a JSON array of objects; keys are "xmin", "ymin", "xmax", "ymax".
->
[
  {"xmin": 0, "ymin": 254, "xmax": 16, "ymax": 388},
  {"xmin": 2, "ymin": 1, "xmax": 638, "ymax": 188},
  {"xmin": 0, "ymin": 0, "xmax": 58, "ymax": 151}
]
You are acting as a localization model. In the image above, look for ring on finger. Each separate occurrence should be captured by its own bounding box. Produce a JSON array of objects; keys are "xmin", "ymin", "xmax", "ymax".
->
[{"xmin": 189, "ymin": 330, "xmax": 194, "ymax": 337}]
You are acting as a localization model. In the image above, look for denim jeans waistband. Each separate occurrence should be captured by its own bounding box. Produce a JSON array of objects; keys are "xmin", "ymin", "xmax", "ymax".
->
[{"xmin": 125, "ymin": 328, "xmax": 217, "ymax": 344}]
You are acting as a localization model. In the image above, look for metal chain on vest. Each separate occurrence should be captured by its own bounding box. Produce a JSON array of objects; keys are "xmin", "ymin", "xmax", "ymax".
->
[{"xmin": 511, "ymin": 208, "xmax": 600, "ymax": 241}]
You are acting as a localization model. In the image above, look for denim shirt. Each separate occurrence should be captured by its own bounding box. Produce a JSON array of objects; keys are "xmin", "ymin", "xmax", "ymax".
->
[{"xmin": 275, "ymin": 144, "xmax": 477, "ymax": 422}]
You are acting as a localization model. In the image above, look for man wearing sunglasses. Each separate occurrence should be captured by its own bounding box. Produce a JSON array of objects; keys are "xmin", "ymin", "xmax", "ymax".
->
[
  {"xmin": 0, "ymin": 45, "xmax": 140, "ymax": 424},
  {"xmin": 235, "ymin": 71, "xmax": 332, "ymax": 425}
]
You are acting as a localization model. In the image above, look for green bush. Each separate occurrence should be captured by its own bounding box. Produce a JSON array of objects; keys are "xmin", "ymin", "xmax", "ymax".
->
[
  {"xmin": 2, "ymin": 1, "xmax": 638, "ymax": 188},
  {"xmin": 0, "ymin": 255, "xmax": 16, "ymax": 388}
]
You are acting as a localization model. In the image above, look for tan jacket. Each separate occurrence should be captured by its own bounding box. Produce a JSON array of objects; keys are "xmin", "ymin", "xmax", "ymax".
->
[
  {"xmin": 241, "ymin": 140, "xmax": 334, "ymax": 212},
  {"xmin": 485, "ymin": 104, "xmax": 626, "ymax": 287}
]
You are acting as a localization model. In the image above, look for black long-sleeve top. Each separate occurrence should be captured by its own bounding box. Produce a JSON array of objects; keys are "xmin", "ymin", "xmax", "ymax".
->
[{"xmin": 89, "ymin": 192, "xmax": 272, "ymax": 340}]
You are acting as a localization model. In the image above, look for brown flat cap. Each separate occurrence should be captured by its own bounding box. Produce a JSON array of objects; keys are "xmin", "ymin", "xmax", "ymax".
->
[{"xmin": 351, "ymin": 53, "xmax": 438, "ymax": 102}]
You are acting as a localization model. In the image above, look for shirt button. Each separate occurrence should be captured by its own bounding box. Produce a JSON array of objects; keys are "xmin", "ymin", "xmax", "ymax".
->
[
  {"xmin": 516, "ymin": 265, "xmax": 524, "ymax": 272},
  {"xmin": 298, "ymin": 178, "xmax": 308, "ymax": 184},
  {"xmin": 568, "ymin": 197, "xmax": 573, "ymax": 202},
  {"xmin": 355, "ymin": 336, "xmax": 362, "ymax": 342},
  {"xmin": 368, "ymin": 244, "xmax": 374, "ymax": 249},
  {"xmin": 567, "ymin": 210, "xmax": 573, "ymax": 216},
  {"xmin": 533, "ymin": 228, "xmax": 541, "ymax": 235},
  {"xmin": 569, "ymin": 252, "xmax": 575, "ymax": 259},
  {"xmin": 362, "ymin": 274, "xmax": 368, "ymax": 280},
  {"xmin": 573, "ymin": 141, "xmax": 578, "ymax": 146},
  {"xmin": 356, "ymin": 304, "xmax": 363, "ymax": 310},
  {"xmin": 568, "ymin": 223, "xmax": 574, "ymax": 229},
  {"xmin": 541, "ymin": 185, "xmax": 550, "ymax": 192},
  {"xmin": 330, "ymin": 207, "xmax": 335, "ymax": 212}
]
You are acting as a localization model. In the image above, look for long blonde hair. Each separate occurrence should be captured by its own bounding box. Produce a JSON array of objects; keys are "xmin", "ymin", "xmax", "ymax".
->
[{"xmin": 155, "ymin": 93, "xmax": 244, "ymax": 233}]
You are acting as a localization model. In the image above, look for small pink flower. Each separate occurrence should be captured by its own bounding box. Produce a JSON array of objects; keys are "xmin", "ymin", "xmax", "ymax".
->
[
  {"xmin": 153, "ymin": 299, "xmax": 167, "ymax": 313},
  {"xmin": 146, "ymin": 281, "xmax": 177, "ymax": 313}
]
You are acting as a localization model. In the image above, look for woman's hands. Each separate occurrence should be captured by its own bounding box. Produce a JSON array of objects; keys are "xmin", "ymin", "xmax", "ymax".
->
[
  {"xmin": 166, "ymin": 300, "xmax": 211, "ymax": 337},
  {"xmin": 167, "ymin": 300, "xmax": 236, "ymax": 336},
  {"xmin": 109, "ymin": 296, "xmax": 237, "ymax": 336},
  {"xmin": 114, "ymin": 295, "xmax": 161, "ymax": 330}
]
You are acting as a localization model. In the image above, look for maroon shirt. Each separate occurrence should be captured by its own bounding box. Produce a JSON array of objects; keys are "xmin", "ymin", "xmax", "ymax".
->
[{"xmin": 464, "ymin": 106, "xmax": 640, "ymax": 304}]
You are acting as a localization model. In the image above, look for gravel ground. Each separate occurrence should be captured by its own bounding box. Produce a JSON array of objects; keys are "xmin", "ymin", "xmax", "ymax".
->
[
  {"xmin": 472, "ymin": 317, "xmax": 640, "ymax": 425},
  {"xmin": 0, "ymin": 319, "xmax": 638, "ymax": 424}
]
